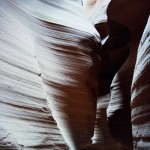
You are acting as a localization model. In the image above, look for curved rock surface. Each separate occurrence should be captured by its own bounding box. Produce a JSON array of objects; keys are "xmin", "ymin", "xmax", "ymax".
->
[
  {"xmin": 83, "ymin": 0, "xmax": 110, "ymax": 44},
  {"xmin": 0, "ymin": 1, "xmax": 67, "ymax": 149},
  {"xmin": 83, "ymin": 1, "xmax": 124, "ymax": 149},
  {"xmin": 131, "ymin": 16, "xmax": 150, "ymax": 150},
  {"xmin": 0, "ymin": 1, "xmax": 101, "ymax": 150},
  {"xmin": 0, "ymin": 0, "xmax": 150, "ymax": 150}
]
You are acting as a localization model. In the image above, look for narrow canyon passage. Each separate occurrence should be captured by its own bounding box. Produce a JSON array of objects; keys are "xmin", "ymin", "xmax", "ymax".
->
[{"xmin": 0, "ymin": 0, "xmax": 150, "ymax": 150}]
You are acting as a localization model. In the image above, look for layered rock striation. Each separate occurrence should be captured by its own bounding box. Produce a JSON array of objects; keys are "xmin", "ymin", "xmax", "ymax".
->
[
  {"xmin": 131, "ymin": 16, "xmax": 150, "ymax": 150},
  {"xmin": 0, "ymin": 1, "xmax": 67, "ymax": 149},
  {"xmin": 0, "ymin": 0, "xmax": 150, "ymax": 150},
  {"xmin": 0, "ymin": 1, "xmax": 101, "ymax": 149}
]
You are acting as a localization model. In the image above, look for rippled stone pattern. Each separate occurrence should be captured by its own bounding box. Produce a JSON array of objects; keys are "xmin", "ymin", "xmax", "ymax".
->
[
  {"xmin": 0, "ymin": 2, "xmax": 67, "ymax": 149},
  {"xmin": 0, "ymin": 1, "xmax": 101, "ymax": 150},
  {"xmin": 131, "ymin": 16, "xmax": 150, "ymax": 150}
]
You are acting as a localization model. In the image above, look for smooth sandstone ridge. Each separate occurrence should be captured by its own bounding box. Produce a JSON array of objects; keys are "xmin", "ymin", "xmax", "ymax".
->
[
  {"xmin": 0, "ymin": 1, "xmax": 67, "ymax": 149},
  {"xmin": 0, "ymin": 0, "xmax": 101, "ymax": 150},
  {"xmin": 0, "ymin": 0, "xmax": 150, "ymax": 150}
]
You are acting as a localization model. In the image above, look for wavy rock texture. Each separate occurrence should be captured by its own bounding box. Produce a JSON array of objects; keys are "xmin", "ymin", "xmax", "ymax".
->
[
  {"xmin": 1, "ymin": 0, "xmax": 150, "ymax": 150},
  {"xmin": 0, "ymin": 1, "xmax": 67, "ymax": 149},
  {"xmin": 83, "ymin": 1, "xmax": 122, "ymax": 149},
  {"xmin": 131, "ymin": 16, "xmax": 150, "ymax": 149},
  {"xmin": 106, "ymin": 0, "xmax": 150, "ymax": 149},
  {"xmin": 0, "ymin": 1, "xmax": 102, "ymax": 150}
]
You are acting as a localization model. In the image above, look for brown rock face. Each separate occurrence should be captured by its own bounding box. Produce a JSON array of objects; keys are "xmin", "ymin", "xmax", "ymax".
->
[
  {"xmin": 83, "ymin": 1, "xmax": 126, "ymax": 149},
  {"xmin": 106, "ymin": 18, "xmax": 133, "ymax": 150},
  {"xmin": 131, "ymin": 16, "xmax": 150, "ymax": 149},
  {"xmin": 83, "ymin": 0, "xmax": 150, "ymax": 149},
  {"xmin": 106, "ymin": 0, "xmax": 150, "ymax": 149}
]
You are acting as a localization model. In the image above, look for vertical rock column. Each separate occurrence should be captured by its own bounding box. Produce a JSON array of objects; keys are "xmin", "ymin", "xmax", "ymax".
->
[{"xmin": 131, "ymin": 16, "xmax": 150, "ymax": 150}]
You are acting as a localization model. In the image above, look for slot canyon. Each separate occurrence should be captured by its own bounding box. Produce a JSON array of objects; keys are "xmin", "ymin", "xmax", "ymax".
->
[{"xmin": 0, "ymin": 0, "xmax": 149, "ymax": 150}]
